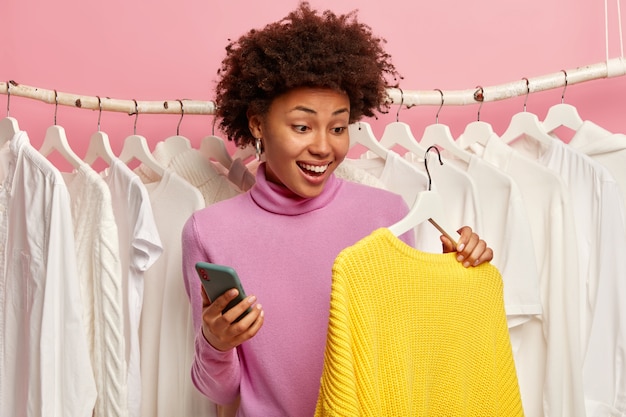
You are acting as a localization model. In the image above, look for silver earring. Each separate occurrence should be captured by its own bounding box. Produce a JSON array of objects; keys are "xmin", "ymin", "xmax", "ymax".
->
[{"xmin": 255, "ymin": 138, "xmax": 263, "ymax": 161}]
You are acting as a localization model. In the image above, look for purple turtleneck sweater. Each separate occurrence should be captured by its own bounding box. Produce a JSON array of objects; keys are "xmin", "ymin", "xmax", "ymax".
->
[{"xmin": 182, "ymin": 163, "xmax": 412, "ymax": 417}]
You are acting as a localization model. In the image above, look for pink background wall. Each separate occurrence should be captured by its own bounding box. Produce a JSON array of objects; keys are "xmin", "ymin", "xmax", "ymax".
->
[{"xmin": 2, "ymin": 0, "xmax": 626, "ymax": 166}]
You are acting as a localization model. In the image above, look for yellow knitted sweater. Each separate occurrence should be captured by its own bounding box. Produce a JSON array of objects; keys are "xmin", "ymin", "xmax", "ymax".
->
[{"xmin": 315, "ymin": 228, "xmax": 524, "ymax": 417}]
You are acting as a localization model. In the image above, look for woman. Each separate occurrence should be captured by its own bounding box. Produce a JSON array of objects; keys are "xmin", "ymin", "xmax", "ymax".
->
[{"xmin": 182, "ymin": 3, "xmax": 493, "ymax": 416}]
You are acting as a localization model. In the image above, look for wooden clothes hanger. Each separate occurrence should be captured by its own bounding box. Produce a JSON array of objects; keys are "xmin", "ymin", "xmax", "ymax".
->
[
  {"xmin": 38, "ymin": 90, "xmax": 83, "ymax": 169},
  {"xmin": 542, "ymin": 70, "xmax": 584, "ymax": 134},
  {"xmin": 419, "ymin": 89, "xmax": 472, "ymax": 163},
  {"xmin": 118, "ymin": 100, "xmax": 165, "ymax": 177},
  {"xmin": 0, "ymin": 81, "xmax": 19, "ymax": 146},
  {"xmin": 500, "ymin": 78, "xmax": 554, "ymax": 146},
  {"xmin": 348, "ymin": 121, "xmax": 388, "ymax": 160},
  {"xmin": 387, "ymin": 146, "xmax": 458, "ymax": 249},
  {"xmin": 84, "ymin": 97, "xmax": 115, "ymax": 166}
]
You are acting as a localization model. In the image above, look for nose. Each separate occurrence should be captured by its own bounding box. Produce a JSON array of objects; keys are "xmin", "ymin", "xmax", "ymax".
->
[{"xmin": 309, "ymin": 131, "xmax": 332, "ymax": 157}]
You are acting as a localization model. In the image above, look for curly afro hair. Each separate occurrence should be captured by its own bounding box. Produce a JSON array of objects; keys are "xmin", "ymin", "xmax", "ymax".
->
[{"xmin": 214, "ymin": 2, "xmax": 402, "ymax": 148}]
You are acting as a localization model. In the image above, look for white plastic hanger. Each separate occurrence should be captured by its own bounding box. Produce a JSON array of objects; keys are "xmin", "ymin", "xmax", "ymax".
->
[
  {"xmin": 378, "ymin": 90, "xmax": 427, "ymax": 156},
  {"xmin": 0, "ymin": 117, "xmax": 18, "ymax": 147},
  {"xmin": 500, "ymin": 78, "xmax": 554, "ymax": 146},
  {"xmin": 0, "ymin": 81, "xmax": 19, "ymax": 146},
  {"xmin": 542, "ymin": 70, "xmax": 584, "ymax": 134},
  {"xmin": 456, "ymin": 86, "xmax": 495, "ymax": 149},
  {"xmin": 38, "ymin": 90, "xmax": 83, "ymax": 169},
  {"xmin": 162, "ymin": 101, "xmax": 193, "ymax": 155},
  {"xmin": 118, "ymin": 100, "xmax": 165, "ymax": 177},
  {"xmin": 419, "ymin": 89, "xmax": 471, "ymax": 162},
  {"xmin": 348, "ymin": 121, "xmax": 389, "ymax": 159},
  {"xmin": 84, "ymin": 97, "xmax": 115, "ymax": 166},
  {"xmin": 388, "ymin": 146, "xmax": 458, "ymax": 248},
  {"xmin": 199, "ymin": 115, "xmax": 234, "ymax": 169},
  {"xmin": 232, "ymin": 145, "xmax": 256, "ymax": 164},
  {"xmin": 200, "ymin": 135, "xmax": 234, "ymax": 169}
]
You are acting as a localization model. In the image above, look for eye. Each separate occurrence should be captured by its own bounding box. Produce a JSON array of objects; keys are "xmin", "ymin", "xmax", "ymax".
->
[
  {"xmin": 293, "ymin": 125, "xmax": 309, "ymax": 133},
  {"xmin": 331, "ymin": 126, "xmax": 347, "ymax": 135}
]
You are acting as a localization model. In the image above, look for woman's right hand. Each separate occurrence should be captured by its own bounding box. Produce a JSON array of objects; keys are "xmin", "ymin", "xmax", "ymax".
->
[{"xmin": 200, "ymin": 285, "xmax": 264, "ymax": 351}]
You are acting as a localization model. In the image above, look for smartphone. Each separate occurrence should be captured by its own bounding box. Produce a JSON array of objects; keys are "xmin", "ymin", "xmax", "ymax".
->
[{"xmin": 195, "ymin": 261, "xmax": 251, "ymax": 322}]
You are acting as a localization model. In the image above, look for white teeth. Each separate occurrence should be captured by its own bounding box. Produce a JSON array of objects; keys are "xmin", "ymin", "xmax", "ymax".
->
[{"xmin": 300, "ymin": 163, "xmax": 329, "ymax": 173}]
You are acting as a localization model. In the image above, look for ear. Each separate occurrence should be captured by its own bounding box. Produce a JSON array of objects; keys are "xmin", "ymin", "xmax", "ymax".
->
[{"xmin": 248, "ymin": 113, "xmax": 263, "ymax": 139}]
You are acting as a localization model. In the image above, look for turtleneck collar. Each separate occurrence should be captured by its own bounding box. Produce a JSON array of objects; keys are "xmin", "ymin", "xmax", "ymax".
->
[{"xmin": 250, "ymin": 162, "xmax": 342, "ymax": 215}]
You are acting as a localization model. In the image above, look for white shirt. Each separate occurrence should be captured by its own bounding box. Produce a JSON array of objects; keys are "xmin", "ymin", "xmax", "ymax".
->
[
  {"xmin": 547, "ymin": 127, "xmax": 626, "ymax": 417},
  {"xmin": 438, "ymin": 153, "xmax": 542, "ymax": 327},
  {"xmin": 569, "ymin": 120, "xmax": 626, "ymax": 207},
  {"xmin": 0, "ymin": 131, "xmax": 96, "ymax": 417},
  {"xmin": 467, "ymin": 133, "xmax": 586, "ymax": 417},
  {"xmin": 138, "ymin": 170, "xmax": 217, "ymax": 417},
  {"xmin": 102, "ymin": 158, "xmax": 163, "ymax": 417}
]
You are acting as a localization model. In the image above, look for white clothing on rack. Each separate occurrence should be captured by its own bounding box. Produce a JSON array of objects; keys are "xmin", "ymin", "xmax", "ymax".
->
[
  {"xmin": 402, "ymin": 151, "xmax": 482, "ymax": 248},
  {"xmin": 545, "ymin": 127, "xmax": 626, "ymax": 417},
  {"xmin": 569, "ymin": 120, "xmax": 626, "ymax": 205},
  {"xmin": 101, "ymin": 158, "xmax": 163, "ymax": 417},
  {"xmin": 0, "ymin": 131, "xmax": 97, "ymax": 417},
  {"xmin": 137, "ymin": 169, "xmax": 217, "ymax": 417},
  {"xmin": 440, "ymin": 153, "xmax": 542, "ymax": 328},
  {"xmin": 464, "ymin": 133, "xmax": 585, "ymax": 417},
  {"xmin": 62, "ymin": 163, "xmax": 128, "ymax": 417},
  {"xmin": 149, "ymin": 142, "xmax": 241, "ymax": 206}
]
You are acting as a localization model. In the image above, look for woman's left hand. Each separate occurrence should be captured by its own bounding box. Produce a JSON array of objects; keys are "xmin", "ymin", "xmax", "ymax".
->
[{"xmin": 441, "ymin": 226, "xmax": 493, "ymax": 268}]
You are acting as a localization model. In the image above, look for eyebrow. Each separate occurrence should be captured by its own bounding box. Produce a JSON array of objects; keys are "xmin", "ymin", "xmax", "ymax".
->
[{"xmin": 289, "ymin": 105, "xmax": 350, "ymax": 116}]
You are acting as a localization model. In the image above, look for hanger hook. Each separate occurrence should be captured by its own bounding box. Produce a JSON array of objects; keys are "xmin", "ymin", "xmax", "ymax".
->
[
  {"xmin": 522, "ymin": 77, "xmax": 530, "ymax": 112},
  {"xmin": 395, "ymin": 87, "xmax": 405, "ymax": 122},
  {"xmin": 474, "ymin": 86, "xmax": 484, "ymax": 121},
  {"xmin": 560, "ymin": 69, "xmax": 568, "ymax": 104},
  {"xmin": 434, "ymin": 89, "xmax": 444, "ymax": 123},
  {"xmin": 177, "ymin": 99, "xmax": 184, "ymax": 136},
  {"xmin": 96, "ymin": 96, "xmax": 102, "ymax": 131},
  {"xmin": 6, "ymin": 80, "xmax": 11, "ymax": 117},
  {"xmin": 133, "ymin": 99, "xmax": 139, "ymax": 135},
  {"xmin": 424, "ymin": 145, "xmax": 443, "ymax": 191},
  {"xmin": 53, "ymin": 89, "xmax": 59, "ymax": 125}
]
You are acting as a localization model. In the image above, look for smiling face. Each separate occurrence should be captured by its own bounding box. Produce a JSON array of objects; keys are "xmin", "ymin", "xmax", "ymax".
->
[{"xmin": 248, "ymin": 87, "xmax": 351, "ymax": 199}]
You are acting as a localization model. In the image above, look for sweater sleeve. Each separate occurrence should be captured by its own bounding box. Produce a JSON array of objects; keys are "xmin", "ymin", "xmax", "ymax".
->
[
  {"xmin": 191, "ymin": 330, "xmax": 242, "ymax": 404},
  {"xmin": 181, "ymin": 213, "xmax": 242, "ymax": 404}
]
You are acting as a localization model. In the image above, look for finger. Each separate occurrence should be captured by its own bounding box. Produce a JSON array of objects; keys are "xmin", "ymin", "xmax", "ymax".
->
[
  {"xmin": 456, "ymin": 231, "xmax": 479, "ymax": 263},
  {"xmin": 211, "ymin": 288, "xmax": 241, "ymax": 314},
  {"xmin": 222, "ymin": 295, "xmax": 258, "ymax": 324},
  {"xmin": 229, "ymin": 304, "xmax": 265, "ymax": 343},
  {"xmin": 440, "ymin": 234, "xmax": 456, "ymax": 253},
  {"xmin": 454, "ymin": 226, "xmax": 473, "ymax": 252},
  {"xmin": 462, "ymin": 239, "xmax": 489, "ymax": 267},
  {"xmin": 200, "ymin": 283, "xmax": 210, "ymax": 306},
  {"xmin": 472, "ymin": 245, "xmax": 494, "ymax": 267}
]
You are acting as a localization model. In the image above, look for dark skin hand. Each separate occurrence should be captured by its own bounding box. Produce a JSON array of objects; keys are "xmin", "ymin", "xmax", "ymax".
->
[
  {"xmin": 441, "ymin": 225, "xmax": 493, "ymax": 267},
  {"xmin": 200, "ymin": 286, "xmax": 264, "ymax": 352}
]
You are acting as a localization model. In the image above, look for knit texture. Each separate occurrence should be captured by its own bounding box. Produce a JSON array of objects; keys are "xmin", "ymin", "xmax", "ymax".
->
[
  {"xmin": 315, "ymin": 228, "xmax": 524, "ymax": 417},
  {"xmin": 64, "ymin": 164, "xmax": 127, "ymax": 417}
]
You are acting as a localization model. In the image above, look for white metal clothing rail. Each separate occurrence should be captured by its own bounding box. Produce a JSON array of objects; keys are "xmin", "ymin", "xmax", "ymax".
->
[{"xmin": 1, "ymin": 57, "xmax": 625, "ymax": 116}]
